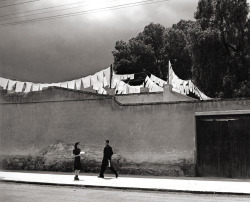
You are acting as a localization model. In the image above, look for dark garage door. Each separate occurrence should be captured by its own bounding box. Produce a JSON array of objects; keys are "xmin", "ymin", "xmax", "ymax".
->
[{"xmin": 196, "ymin": 115, "xmax": 250, "ymax": 178}]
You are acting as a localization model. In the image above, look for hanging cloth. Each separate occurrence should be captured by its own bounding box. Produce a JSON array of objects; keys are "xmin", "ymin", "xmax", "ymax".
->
[
  {"xmin": 51, "ymin": 83, "xmax": 61, "ymax": 87},
  {"xmin": 90, "ymin": 74, "xmax": 98, "ymax": 86},
  {"xmin": 15, "ymin": 81, "xmax": 24, "ymax": 92},
  {"xmin": 0, "ymin": 77, "xmax": 9, "ymax": 89},
  {"xmin": 7, "ymin": 80, "xmax": 17, "ymax": 91},
  {"xmin": 82, "ymin": 76, "xmax": 91, "ymax": 88},
  {"xmin": 111, "ymin": 78, "xmax": 119, "ymax": 89},
  {"xmin": 103, "ymin": 75, "xmax": 108, "ymax": 87},
  {"xmin": 93, "ymin": 82, "xmax": 102, "ymax": 91},
  {"xmin": 128, "ymin": 74, "xmax": 134, "ymax": 79},
  {"xmin": 24, "ymin": 82, "xmax": 33, "ymax": 93},
  {"xmin": 60, "ymin": 82, "xmax": 68, "ymax": 88},
  {"xmin": 96, "ymin": 71, "xmax": 104, "ymax": 84},
  {"xmin": 67, "ymin": 80, "xmax": 75, "ymax": 90},
  {"xmin": 75, "ymin": 79, "xmax": 82, "ymax": 90},
  {"xmin": 31, "ymin": 83, "xmax": 40, "ymax": 91},
  {"xmin": 103, "ymin": 67, "xmax": 111, "ymax": 85},
  {"xmin": 39, "ymin": 84, "xmax": 49, "ymax": 91}
]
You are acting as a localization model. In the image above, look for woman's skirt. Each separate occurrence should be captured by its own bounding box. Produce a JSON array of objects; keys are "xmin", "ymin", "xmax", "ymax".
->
[{"xmin": 74, "ymin": 157, "xmax": 82, "ymax": 170}]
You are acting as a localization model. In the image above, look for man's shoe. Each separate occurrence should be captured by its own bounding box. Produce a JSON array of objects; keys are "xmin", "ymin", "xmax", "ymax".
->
[
  {"xmin": 115, "ymin": 172, "xmax": 118, "ymax": 178},
  {"xmin": 74, "ymin": 176, "xmax": 79, "ymax": 180},
  {"xmin": 98, "ymin": 175, "xmax": 104, "ymax": 178}
]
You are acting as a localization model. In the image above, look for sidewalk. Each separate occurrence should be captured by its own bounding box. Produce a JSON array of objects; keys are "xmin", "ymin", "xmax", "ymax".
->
[{"xmin": 1, "ymin": 171, "xmax": 250, "ymax": 195}]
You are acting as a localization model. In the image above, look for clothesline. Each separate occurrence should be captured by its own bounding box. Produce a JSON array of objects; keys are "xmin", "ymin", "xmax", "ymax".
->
[{"xmin": 0, "ymin": 62, "xmax": 212, "ymax": 100}]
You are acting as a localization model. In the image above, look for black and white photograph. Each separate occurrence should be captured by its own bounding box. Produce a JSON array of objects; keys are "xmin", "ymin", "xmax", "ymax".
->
[{"xmin": 0, "ymin": 0, "xmax": 250, "ymax": 201}]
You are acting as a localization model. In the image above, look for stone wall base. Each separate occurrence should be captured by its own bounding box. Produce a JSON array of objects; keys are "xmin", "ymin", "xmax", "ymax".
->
[{"xmin": 0, "ymin": 155, "xmax": 196, "ymax": 177}]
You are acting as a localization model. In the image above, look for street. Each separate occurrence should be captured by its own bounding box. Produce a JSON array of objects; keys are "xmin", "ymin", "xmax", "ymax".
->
[{"xmin": 0, "ymin": 182, "xmax": 249, "ymax": 202}]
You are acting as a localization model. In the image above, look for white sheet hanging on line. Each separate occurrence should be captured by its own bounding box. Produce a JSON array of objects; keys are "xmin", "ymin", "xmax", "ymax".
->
[
  {"xmin": 82, "ymin": 76, "xmax": 91, "ymax": 88},
  {"xmin": 97, "ymin": 87, "xmax": 105, "ymax": 94},
  {"xmin": 134, "ymin": 86, "xmax": 141, "ymax": 93},
  {"xmin": 128, "ymin": 74, "xmax": 134, "ymax": 79},
  {"xmin": 90, "ymin": 74, "xmax": 98, "ymax": 86},
  {"xmin": 0, "ymin": 77, "xmax": 9, "ymax": 89},
  {"xmin": 60, "ymin": 82, "xmax": 68, "ymax": 88},
  {"xmin": 7, "ymin": 80, "xmax": 17, "ymax": 91},
  {"xmin": 15, "ymin": 81, "xmax": 24, "ymax": 92},
  {"xmin": 116, "ymin": 81, "xmax": 126, "ymax": 92},
  {"xmin": 111, "ymin": 78, "xmax": 119, "ymax": 88},
  {"xmin": 75, "ymin": 79, "xmax": 82, "ymax": 90},
  {"xmin": 31, "ymin": 83, "xmax": 40, "ymax": 91},
  {"xmin": 39, "ymin": 84, "xmax": 49, "ymax": 91},
  {"xmin": 67, "ymin": 80, "xmax": 75, "ymax": 90},
  {"xmin": 188, "ymin": 81, "xmax": 194, "ymax": 93},
  {"xmin": 93, "ymin": 82, "xmax": 102, "ymax": 91},
  {"xmin": 103, "ymin": 75, "xmax": 108, "ymax": 87},
  {"xmin": 96, "ymin": 71, "xmax": 104, "ymax": 84},
  {"xmin": 24, "ymin": 82, "xmax": 32, "ymax": 93},
  {"xmin": 51, "ymin": 83, "xmax": 61, "ymax": 87},
  {"xmin": 145, "ymin": 76, "xmax": 163, "ymax": 92},
  {"xmin": 103, "ymin": 67, "xmax": 110, "ymax": 86}
]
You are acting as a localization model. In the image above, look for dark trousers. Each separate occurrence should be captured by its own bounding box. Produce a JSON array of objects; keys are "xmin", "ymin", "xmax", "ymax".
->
[{"xmin": 99, "ymin": 159, "xmax": 117, "ymax": 177}]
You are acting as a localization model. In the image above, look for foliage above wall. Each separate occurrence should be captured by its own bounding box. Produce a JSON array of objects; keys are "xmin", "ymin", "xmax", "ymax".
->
[{"xmin": 112, "ymin": 0, "xmax": 250, "ymax": 98}]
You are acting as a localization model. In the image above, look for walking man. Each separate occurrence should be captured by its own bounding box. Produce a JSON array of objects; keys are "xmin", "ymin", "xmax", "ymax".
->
[{"xmin": 98, "ymin": 140, "xmax": 118, "ymax": 178}]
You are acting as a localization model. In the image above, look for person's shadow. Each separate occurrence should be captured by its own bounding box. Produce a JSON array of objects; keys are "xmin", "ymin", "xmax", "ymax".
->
[{"xmin": 102, "ymin": 177, "xmax": 113, "ymax": 180}]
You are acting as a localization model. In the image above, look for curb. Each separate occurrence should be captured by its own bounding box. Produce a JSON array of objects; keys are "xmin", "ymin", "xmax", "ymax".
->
[{"xmin": 1, "ymin": 179, "xmax": 250, "ymax": 196}]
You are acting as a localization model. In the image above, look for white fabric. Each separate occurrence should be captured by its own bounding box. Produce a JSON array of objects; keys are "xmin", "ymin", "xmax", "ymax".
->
[
  {"xmin": 67, "ymin": 80, "xmax": 75, "ymax": 90},
  {"xmin": 47, "ymin": 84, "xmax": 54, "ymax": 88},
  {"xmin": 97, "ymin": 87, "xmax": 105, "ymax": 94},
  {"xmin": 90, "ymin": 75, "xmax": 98, "ymax": 86},
  {"xmin": 129, "ymin": 74, "xmax": 134, "ymax": 80},
  {"xmin": 93, "ymin": 82, "xmax": 102, "ymax": 91},
  {"xmin": 117, "ymin": 81, "xmax": 126, "ymax": 91},
  {"xmin": 121, "ymin": 84, "xmax": 128, "ymax": 94},
  {"xmin": 103, "ymin": 89, "xmax": 107, "ymax": 94},
  {"xmin": 82, "ymin": 76, "xmax": 91, "ymax": 88},
  {"xmin": 15, "ymin": 81, "xmax": 24, "ymax": 92},
  {"xmin": 31, "ymin": 84, "xmax": 40, "ymax": 91},
  {"xmin": 145, "ymin": 76, "xmax": 163, "ymax": 92},
  {"xmin": 75, "ymin": 79, "xmax": 82, "ymax": 90},
  {"xmin": 183, "ymin": 81, "xmax": 189, "ymax": 94},
  {"xmin": 7, "ymin": 80, "xmax": 17, "ymax": 91},
  {"xmin": 51, "ymin": 83, "xmax": 61, "ymax": 87},
  {"xmin": 103, "ymin": 75, "xmax": 108, "ymax": 87},
  {"xmin": 188, "ymin": 81, "xmax": 194, "ymax": 93},
  {"xmin": 0, "ymin": 77, "xmax": 9, "ymax": 89},
  {"xmin": 168, "ymin": 61, "xmax": 211, "ymax": 100},
  {"xmin": 60, "ymin": 82, "xmax": 68, "ymax": 89},
  {"xmin": 113, "ymin": 73, "xmax": 135, "ymax": 82},
  {"xmin": 39, "ymin": 84, "xmax": 49, "ymax": 91},
  {"xmin": 111, "ymin": 78, "xmax": 119, "ymax": 88},
  {"xmin": 128, "ymin": 85, "xmax": 135, "ymax": 94},
  {"xmin": 121, "ymin": 75, "xmax": 128, "ymax": 80},
  {"xmin": 96, "ymin": 71, "xmax": 104, "ymax": 84},
  {"xmin": 24, "ymin": 82, "xmax": 33, "ymax": 93},
  {"xmin": 103, "ymin": 67, "xmax": 111, "ymax": 85},
  {"xmin": 112, "ymin": 74, "xmax": 120, "ymax": 81},
  {"xmin": 134, "ymin": 86, "xmax": 140, "ymax": 93}
]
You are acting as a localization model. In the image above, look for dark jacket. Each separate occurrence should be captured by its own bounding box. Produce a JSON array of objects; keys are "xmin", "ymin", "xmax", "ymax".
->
[{"xmin": 103, "ymin": 145, "xmax": 113, "ymax": 160}]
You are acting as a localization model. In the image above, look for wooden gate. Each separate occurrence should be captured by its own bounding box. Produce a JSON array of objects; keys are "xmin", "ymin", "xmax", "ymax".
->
[{"xmin": 196, "ymin": 115, "xmax": 250, "ymax": 178}]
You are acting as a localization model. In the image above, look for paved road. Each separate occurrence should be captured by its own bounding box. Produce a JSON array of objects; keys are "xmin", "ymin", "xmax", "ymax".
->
[{"xmin": 1, "ymin": 182, "xmax": 250, "ymax": 202}]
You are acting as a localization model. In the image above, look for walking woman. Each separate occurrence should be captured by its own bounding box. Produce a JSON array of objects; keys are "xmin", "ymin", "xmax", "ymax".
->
[{"xmin": 73, "ymin": 142, "xmax": 84, "ymax": 180}]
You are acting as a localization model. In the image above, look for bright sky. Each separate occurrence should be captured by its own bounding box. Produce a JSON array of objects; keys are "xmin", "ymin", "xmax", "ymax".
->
[{"xmin": 0, "ymin": 0, "xmax": 246, "ymax": 83}]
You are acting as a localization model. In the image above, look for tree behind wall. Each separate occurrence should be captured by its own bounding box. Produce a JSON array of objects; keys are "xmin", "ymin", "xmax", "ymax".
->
[
  {"xmin": 193, "ymin": 0, "xmax": 250, "ymax": 98},
  {"xmin": 112, "ymin": 0, "xmax": 250, "ymax": 98},
  {"xmin": 112, "ymin": 23, "xmax": 168, "ymax": 80}
]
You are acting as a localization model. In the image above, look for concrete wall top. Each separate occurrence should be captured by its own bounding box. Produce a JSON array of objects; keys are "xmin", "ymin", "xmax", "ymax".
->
[{"xmin": 0, "ymin": 87, "xmax": 111, "ymax": 104}]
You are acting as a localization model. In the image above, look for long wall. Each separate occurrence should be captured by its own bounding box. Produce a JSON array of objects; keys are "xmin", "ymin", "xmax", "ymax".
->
[{"xmin": 0, "ymin": 87, "xmax": 249, "ymax": 176}]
